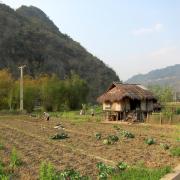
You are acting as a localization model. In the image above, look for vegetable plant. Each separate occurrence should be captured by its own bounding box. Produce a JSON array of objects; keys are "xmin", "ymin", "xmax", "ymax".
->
[
  {"xmin": 95, "ymin": 133, "xmax": 102, "ymax": 140},
  {"xmin": 97, "ymin": 162, "xmax": 115, "ymax": 179},
  {"xmin": 103, "ymin": 135, "xmax": 119, "ymax": 145},
  {"xmin": 121, "ymin": 130, "xmax": 135, "ymax": 139},
  {"xmin": 160, "ymin": 143, "xmax": 169, "ymax": 150},
  {"xmin": 145, "ymin": 138, "xmax": 156, "ymax": 145},
  {"xmin": 50, "ymin": 133, "xmax": 69, "ymax": 140},
  {"xmin": 117, "ymin": 162, "xmax": 128, "ymax": 171}
]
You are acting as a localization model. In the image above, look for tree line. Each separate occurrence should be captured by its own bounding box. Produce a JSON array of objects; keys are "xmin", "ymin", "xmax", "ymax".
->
[
  {"xmin": 148, "ymin": 85, "xmax": 173, "ymax": 104},
  {"xmin": 0, "ymin": 69, "xmax": 88, "ymax": 112}
]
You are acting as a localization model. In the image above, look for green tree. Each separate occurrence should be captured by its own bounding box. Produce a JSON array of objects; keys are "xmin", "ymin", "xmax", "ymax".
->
[
  {"xmin": 149, "ymin": 85, "xmax": 173, "ymax": 104},
  {"xmin": 0, "ymin": 69, "xmax": 14, "ymax": 110},
  {"xmin": 64, "ymin": 72, "xmax": 89, "ymax": 110}
]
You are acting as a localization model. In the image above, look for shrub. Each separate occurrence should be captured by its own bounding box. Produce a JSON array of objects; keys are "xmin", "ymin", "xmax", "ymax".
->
[
  {"xmin": 9, "ymin": 148, "xmax": 22, "ymax": 169},
  {"xmin": 160, "ymin": 143, "xmax": 170, "ymax": 150},
  {"xmin": 170, "ymin": 147, "xmax": 180, "ymax": 157},
  {"xmin": 50, "ymin": 133, "xmax": 69, "ymax": 140},
  {"xmin": 145, "ymin": 138, "xmax": 156, "ymax": 145},
  {"xmin": 95, "ymin": 133, "xmax": 102, "ymax": 140}
]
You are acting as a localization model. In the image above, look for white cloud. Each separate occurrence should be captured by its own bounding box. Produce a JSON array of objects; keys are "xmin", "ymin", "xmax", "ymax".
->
[{"xmin": 132, "ymin": 23, "xmax": 163, "ymax": 35}]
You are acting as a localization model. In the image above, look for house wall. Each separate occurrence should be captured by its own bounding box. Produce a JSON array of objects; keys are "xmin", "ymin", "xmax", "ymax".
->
[
  {"xmin": 141, "ymin": 100, "xmax": 147, "ymax": 111},
  {"xmin": 111, "ymin": 102, "xmax": 122, "ymax": 111},
  {"xmin": 103, "ymin": 99, "xmax": 154, "ymax": 112},
  {"xmin": 147, "ymin": 100, "xmax": 154, "ymax": 112},
  {"xmin": 103, "ymin": 102, "xmax": 111, "ymax": 111},
  {"xmin": 103, "ymin": 100, "xmax": 129, "ymax": 112},
  {"xmin": 124, "ymin": 98, "xmax": 130, "ymax": 111}
]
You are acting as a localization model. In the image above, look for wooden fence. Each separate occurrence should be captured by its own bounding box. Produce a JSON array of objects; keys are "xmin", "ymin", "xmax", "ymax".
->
[{"xmin": 146, "ymin": 113, "xmax": 180, "ymax": 125}]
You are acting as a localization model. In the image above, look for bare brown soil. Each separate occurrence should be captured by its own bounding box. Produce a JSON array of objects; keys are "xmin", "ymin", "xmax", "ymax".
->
[{"xmin": 0, "ymin": 116, "xmax": 179, "ymax": 179}]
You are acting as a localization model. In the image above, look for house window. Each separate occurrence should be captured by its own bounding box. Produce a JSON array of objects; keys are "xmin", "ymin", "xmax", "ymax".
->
[{"xmin": 103, "ymin": 102, "xmax": 111, "ymax": 110}]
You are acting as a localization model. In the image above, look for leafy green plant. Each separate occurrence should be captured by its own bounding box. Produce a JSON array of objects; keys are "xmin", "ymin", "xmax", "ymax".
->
[
  {"xmin": 0, "ymin": 175, "xmax": 9, "ymax": 180},
  {"xmin": 39, "ymin": 162, "xmax": 56, "ymax": 180},
  {"xmin": 117, "ymin": 162, "xmax": 128, "ymax": 171},
  {"xmin": 97, "ymin": 162, "xmax": 115, "ymax": 179},
  {"xmin": 145, "ymin": 138, "xmax": 156, "ymax": 145},
  {"xmin": 0, "ymin": 160, "xmax": 4, "ymax": 176},
  {"xmin": 9, "ymin": 148, "xmax": 22, "ymax": 169},
  {"xmin": 40, "ymin": 162, "xmax": 89, "ymax": 180},
  {"xmin": 113, "ymin": 125, "xmax": 121, "ymax": 131},
  {"xmin": 103, "ymin": 135, "xmax": 119, "ymax": 145},
  {"xmin": 60, "ymin": 169, "xmax": 89, "ymax": 179},
  {"xmin": 103, "ymin": 139, "xmax": 110, "ymax": 145},
  {"xmin": 121, "ymin": 130, "xmax": 135, "ymax": 139},
  {"xmin": 50, "ymin": 133, "xmax": 69, "ymax": 140},
  {"xmin": 95, "ymin": 133, "xmax": 102, "ymax": 140},
  {"xmin": 108, "ymin": 135, "xmax": 119, "ymax": 142},
  {"xmin": 0, "ymin": 143, "xmax": 4, "ymax": 150},
  {"xmin": 170, "ymin": 147, "xmax": 180, "ymax": 156},
  {"xmin": 176, "ymin": 108, "xmax": 180, "ymax": 115},
  {"xmin": 160, "ymin": 143, "xmax": 169, "ymax": 150}
]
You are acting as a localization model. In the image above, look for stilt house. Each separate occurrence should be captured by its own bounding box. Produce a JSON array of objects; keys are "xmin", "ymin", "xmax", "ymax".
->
[{"xmin": 97, "ymin": 82, "xmax": 157, "ymax": 121}]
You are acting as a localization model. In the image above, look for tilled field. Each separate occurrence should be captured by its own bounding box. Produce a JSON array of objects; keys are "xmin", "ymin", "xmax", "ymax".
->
[{"xmin": 0, "ymin": 116, "xmax": 179, "ymax": 179}]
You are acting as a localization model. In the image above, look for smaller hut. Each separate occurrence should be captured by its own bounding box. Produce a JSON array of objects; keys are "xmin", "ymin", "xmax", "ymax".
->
[{"xmin": 97, "ymin": 82, "xmax": 157, "ymax": 122}]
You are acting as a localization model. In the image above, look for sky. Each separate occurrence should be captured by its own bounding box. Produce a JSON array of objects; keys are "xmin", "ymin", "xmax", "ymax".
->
[{"xmin": 2, "ymin": 0, "xmax": 180, "ymax": 81}]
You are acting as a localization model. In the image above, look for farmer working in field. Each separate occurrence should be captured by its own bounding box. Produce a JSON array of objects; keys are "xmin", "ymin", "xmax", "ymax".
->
[
  {"xmin": 43, "ymin": 112, "xmax": 50, "ymax": 121},
  {"xmin": 90, "ymin": 108, "xmax": 94, "ymax": 116}
]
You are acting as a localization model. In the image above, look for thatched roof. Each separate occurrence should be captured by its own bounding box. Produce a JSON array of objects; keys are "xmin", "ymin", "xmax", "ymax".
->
[{"xmin": 97, "ymin": 82, "xmax": 156, "ymax": 103}]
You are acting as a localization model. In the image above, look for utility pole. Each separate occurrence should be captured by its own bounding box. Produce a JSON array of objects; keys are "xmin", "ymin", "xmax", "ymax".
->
[{"xmin": 18, "ymin": 65, "xmax": 26, "ymax": 111}]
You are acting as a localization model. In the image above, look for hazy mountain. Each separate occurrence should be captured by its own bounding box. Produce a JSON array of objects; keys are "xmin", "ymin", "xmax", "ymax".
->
[
  {"xmin": 0, "ymin": 4, "xmax": 119, "ymax": 102},
  {"xmin": 126, "ymin": 64, "xmax": 180, "ymax": 91}
]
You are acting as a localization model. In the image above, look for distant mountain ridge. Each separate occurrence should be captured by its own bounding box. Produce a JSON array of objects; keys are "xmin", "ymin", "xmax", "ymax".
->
[
  {"xmin": 0, "ymin": 4, "xmax": 119, "ymax": 102},
  {"xmin": 126, "ymin": 64, "xmax": 180, "ymax": 91}
]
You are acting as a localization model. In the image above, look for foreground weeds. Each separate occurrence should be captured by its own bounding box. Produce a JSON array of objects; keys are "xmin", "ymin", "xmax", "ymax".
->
[
  {"xmin": 112, "ymin": 166, "xmax": 171, "ymax": 180},
  {"xmin": 10, "ymin": 148, "xmax": 22, "ymax": 169},
  {"xmin": 39, "ymin": 162, "xmax": 90, "ymax": 180},
  {"xmin": 170, "ymin": 146, "xmax": 180, "ymax": 157},
  {"xmin": 0, "ymin": 147, "xmax": 23, "ymax": 179}
]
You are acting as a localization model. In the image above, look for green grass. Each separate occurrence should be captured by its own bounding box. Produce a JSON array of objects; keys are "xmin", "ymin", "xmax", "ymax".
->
[
  {"xmin": 112, "ymin": 166, "xmax": 171, "ymax": 180},
  {"xmin": 54, "ymin": 110, "xmax": 102, "ymax": 123},
  {"xmin": 0, "ymin": 160, "xmax": 9, "ymax": 180},
  {"xmin": 31, "ymin": 105, "xmax": 103, "ymax": 123},
  {"xmin": 170, "ymin": 147, "xmax": 180, "ymax": 157}
]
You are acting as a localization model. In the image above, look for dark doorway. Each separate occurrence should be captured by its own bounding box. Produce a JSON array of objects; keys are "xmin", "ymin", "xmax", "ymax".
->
[{"xmin": 130, "ymin": 99, "xmax": 140, "ymax": 110}]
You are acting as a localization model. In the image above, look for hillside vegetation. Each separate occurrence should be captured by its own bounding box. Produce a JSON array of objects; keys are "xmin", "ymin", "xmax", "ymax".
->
[
  {"xmin": 127, "ymin": 64, "xmax": 180, "ymax": 91},
  {"xmin": 0, "ymin": 4, "xmax": 119, "ymax": 102}
]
